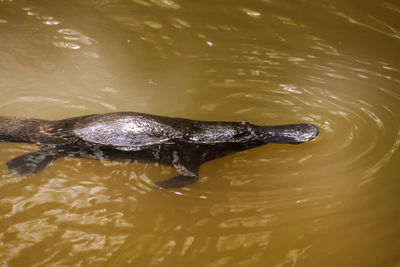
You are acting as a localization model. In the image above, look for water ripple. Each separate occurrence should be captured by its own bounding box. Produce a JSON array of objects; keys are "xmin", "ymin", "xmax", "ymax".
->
[{"xmin": 333, "ymin": 11, "xmax": 400, "ymax": 40}]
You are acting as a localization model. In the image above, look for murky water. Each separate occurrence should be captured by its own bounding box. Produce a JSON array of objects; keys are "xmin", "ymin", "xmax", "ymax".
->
[{"xmin": 1, "ymin": 0, "xmax": 400, "ymax": 266}]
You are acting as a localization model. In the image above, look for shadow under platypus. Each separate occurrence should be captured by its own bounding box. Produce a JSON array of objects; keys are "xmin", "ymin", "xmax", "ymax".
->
[{"xmin": 0, "ymin": 112, "xmax": 319, "ymax": 188}]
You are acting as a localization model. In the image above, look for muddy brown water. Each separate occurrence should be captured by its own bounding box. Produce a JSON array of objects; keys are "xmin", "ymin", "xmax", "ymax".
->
[{"xmin": 1, "ymin": 0, "xmax": 400, "ymax": 266}]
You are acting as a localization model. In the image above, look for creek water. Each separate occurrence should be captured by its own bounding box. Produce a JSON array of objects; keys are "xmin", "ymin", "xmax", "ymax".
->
[{"xmin": 0, "ymin": 0, "xmax": 399, "ymax": 266}]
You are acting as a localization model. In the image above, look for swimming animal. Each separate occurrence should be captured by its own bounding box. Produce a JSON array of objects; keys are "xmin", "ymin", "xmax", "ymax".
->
[{"xmin": 0, "ymin": 112, "xmax": 319, "ymax": 188}]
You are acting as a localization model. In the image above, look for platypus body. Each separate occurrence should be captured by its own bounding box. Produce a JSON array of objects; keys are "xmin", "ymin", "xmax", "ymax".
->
[{"xmin": 0, "ymin": 112, "xmax": 319, "ymax": 188}]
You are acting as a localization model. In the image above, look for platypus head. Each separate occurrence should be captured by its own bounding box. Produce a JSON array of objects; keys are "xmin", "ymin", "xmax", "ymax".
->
[
  {"xmin": 188, "ymin": 121, "xmax": 318, "ymax": 145},
  {"xmin": 243, "ymin": 122, "xmax": 319, "ymax": 144}
]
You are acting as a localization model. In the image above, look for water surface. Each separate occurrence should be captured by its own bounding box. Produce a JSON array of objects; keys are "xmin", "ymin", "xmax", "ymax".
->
[{"xmin": 1, "ymin": 0, "xmax": 399, "ymax": 266}]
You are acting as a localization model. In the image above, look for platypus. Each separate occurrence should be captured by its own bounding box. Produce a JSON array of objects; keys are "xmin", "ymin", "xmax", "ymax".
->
[{"xmin": 0, "ymin": 112, "xmax": 319, "ymax": 188}]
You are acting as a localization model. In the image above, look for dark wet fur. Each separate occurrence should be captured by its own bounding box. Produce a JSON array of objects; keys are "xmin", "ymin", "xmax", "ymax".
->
[{"xmin": 0, "ymin": 112, "xmax": 318, "ymax": 188}]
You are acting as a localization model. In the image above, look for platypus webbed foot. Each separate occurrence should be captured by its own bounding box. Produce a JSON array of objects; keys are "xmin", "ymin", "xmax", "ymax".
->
[{"xmin": 7, "ymin": 151, "xmax": 58, "ymax": 176}]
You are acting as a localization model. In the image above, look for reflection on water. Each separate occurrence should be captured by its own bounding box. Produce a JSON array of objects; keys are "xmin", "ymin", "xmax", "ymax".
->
[{"xmin": 1, "ymin": 0, "xmax": 400, "ymax": 266}]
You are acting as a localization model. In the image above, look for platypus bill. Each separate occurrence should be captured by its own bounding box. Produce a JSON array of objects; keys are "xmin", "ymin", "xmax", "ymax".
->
[{"xmin": 0, "ymin": 112, "xmax": 319, "ymax": 188}]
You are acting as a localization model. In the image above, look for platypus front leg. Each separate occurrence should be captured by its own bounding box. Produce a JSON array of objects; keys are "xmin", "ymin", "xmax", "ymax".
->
[
  {"xmin": 7, "ymin": 150, "xmax": 59, "ymax": 176},
  {"xmin": 155, "ymin": 167, "xmax": 200, "ymax": 188},
  {"xmin": 155, "ymin": 154, "xmax": 201, "ymax": 188}
]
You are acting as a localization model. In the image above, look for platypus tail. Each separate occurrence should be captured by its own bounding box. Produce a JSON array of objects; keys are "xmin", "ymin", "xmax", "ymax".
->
[{"xmin": 0, "ymin": 116, "xmax": 45, "ymax": 143}]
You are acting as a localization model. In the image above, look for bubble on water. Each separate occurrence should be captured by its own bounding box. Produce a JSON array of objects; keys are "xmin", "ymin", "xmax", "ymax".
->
[
  {"xmin": 240, "ymin": 8, "xmax": 261, "ymax": 18},
  {"xmin": 65, "ymin": 43, "xmax": 80, "ymax": 49},
  {"xmin": 43, "ymin": 20, "xmax": 60, "ymax": 25},
  {"xmin": 53, "ymin": 41, "xmax": 80, "ymax": 50},
  {"xmin": 26, "ymin": 11, "xmax": 39, "ymax": 16},
  {"xmin": 56, "ymin": 29, "xmax": 95, "ymax": 46},
  {"xmin": 58, "ymin": 29, "xmax": 78, "ymax": 35},
  {"xmin": 63, "ymin": 36, "xmax": 79, "ymax": 41}
]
